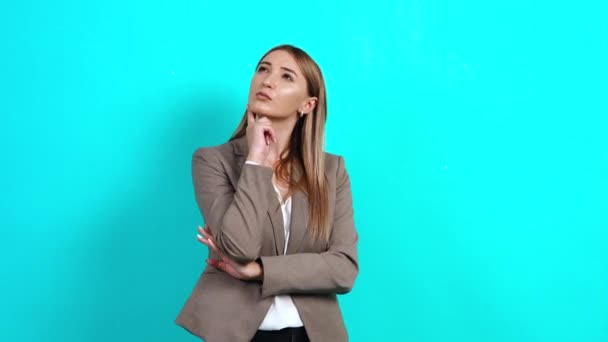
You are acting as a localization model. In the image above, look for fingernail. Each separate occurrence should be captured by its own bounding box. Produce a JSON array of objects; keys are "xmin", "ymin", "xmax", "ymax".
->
[{"xmin": 197, "ymin": 234, "xmax": 203, "ymax": 239}]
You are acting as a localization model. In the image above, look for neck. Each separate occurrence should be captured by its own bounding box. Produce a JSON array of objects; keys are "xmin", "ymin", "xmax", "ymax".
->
[{"xmin": 268, "ymin": 115, "xmax": 298, "ymax": 156}]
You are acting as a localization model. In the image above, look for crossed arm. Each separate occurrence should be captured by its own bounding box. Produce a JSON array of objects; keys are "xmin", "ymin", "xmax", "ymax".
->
[{"xmin": 192, "ymin": 148, "xmax": 359, "ymax": 297}]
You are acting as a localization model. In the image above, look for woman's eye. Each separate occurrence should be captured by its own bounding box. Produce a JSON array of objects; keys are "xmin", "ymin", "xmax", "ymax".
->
[
  {"xmin": 282, "ymin": 73, "xmax": 294, "ymax": 81},
  {"xmin": 257, "ymin": 66, "xmax": 267, "ymax": 72}
]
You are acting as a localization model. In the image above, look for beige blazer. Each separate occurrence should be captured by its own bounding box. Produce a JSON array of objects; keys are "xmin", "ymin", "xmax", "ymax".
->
[{"xmin": 175, "ymin": 136, "xmax": 359, "ymax": 342}]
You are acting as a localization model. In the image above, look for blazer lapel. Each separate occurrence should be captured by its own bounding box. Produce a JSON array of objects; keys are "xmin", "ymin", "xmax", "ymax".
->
[
  {"xmin": 286, "ymin": 188, "xmax": 309, "ymax": 254},
  {"xmin": 267, "ymin": 193, "xmax": 286, "ymax": 256}
]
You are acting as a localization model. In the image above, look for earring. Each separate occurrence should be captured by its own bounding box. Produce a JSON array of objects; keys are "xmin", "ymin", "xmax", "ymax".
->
[{"xmin": 299, "ymin": 111, "xmax": 305, "ymax": 118}]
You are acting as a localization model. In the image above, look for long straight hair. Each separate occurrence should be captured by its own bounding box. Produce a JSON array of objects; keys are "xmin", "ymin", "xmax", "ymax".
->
[{"xmin": 229, "ymin": 44, "xmax": 330, "ymax": 242}]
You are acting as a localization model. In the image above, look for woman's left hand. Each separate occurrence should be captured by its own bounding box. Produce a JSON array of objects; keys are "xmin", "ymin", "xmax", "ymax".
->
[{"xmin": 196, "ymin": 224, "xmax": 264, "ymax": 281}]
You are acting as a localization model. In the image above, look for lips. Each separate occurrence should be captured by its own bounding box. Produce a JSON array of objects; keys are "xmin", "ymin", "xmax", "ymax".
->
[{"xmin": 255, "ymin": 91, "xmax": 271, "ymax": 100}]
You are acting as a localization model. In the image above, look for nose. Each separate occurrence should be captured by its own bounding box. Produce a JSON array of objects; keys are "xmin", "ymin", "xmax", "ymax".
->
[{"xmin": 261, "ymin": 72, "xmax": 277, "ymax": 88}]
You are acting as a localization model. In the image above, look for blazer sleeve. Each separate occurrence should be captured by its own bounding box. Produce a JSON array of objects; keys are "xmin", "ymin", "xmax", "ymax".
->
[
  {"xmin": 259, "ymin": 156, "xmax": 359, "ymax": 297},
  {"xmin": 192, "ymin": 147, "xmax": 273, "ymax": 264}
]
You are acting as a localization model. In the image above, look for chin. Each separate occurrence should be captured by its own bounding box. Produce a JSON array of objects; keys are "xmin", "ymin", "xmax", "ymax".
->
[{"xmin": 249, "ymin": 102, "xmax": 277, "ymax": 117}]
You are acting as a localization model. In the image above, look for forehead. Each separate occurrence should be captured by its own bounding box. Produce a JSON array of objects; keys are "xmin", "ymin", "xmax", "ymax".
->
[{"xmin": 260, "ymin": 50, "xmax": 300, "ymax": 72}]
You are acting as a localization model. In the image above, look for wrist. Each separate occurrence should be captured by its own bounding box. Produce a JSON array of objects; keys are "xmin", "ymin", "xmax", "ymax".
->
[{"xmin": 246, "ymin": 153, "xmax": 265, "ymax": 166}]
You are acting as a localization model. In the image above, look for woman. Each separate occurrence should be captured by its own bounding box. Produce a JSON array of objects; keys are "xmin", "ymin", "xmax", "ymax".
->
[{"xmin": 175, "ymin": 44, "xmax": 359, "ymax": 342}]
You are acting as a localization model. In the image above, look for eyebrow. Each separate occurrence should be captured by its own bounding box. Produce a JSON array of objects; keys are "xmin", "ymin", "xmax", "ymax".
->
[{"xmin": 258, "ymin": 61, "xmax": 298, "ymax": 77}]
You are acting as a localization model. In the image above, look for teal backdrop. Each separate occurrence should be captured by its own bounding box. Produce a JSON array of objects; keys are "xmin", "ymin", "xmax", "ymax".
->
[{"xmin": 1, "ymin": 1, "xmax": 607, "ymax": 341}]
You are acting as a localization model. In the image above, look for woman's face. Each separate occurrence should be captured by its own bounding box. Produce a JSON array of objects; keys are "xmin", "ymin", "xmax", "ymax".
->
[{"xmin": 248, "ymin": 49, "xmax": 313, "ymax": 120}]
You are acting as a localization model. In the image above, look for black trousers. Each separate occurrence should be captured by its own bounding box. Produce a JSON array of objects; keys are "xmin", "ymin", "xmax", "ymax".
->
[{"xmin": 250, "ymin": 327, "xmax": 310, "ymax": 342}]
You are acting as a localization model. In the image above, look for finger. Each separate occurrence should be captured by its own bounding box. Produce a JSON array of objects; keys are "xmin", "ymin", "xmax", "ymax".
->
[
  {"xmin": 218, "ymin": 250, "xmax": 230, "ymax": 262},
  {"xmin": 208, "ymin": 258, "xmax": 226, "ymax": 271},
  {"xmin": 217, "ymin": 261, "xmax": 239, "ymax": 278},
  {"xmin": 256, "ymin": 115, "xmax": 270, "ymax": 122},
  {"xmin": 222, "ymin": 256, "xmax": 239, "ymax": 268},
  {"xmin": 200, "ymin": 227, "xmax": 212, "ymax": 240},
  {"xmin": 207, "ymin": 238, "xmax": 220, "ymax": 254},
  {"xmin": 201, "ymin": 226, "xmax": 212, "ymax": 239},
  {"xmin": 204, "ymin": 235, "xmax": 220, "ymax": 254},
  {"xmin": 201, "ymin": 230, "xmax": 220, "ymax": 253},
  {"xmin": 207, "ymin": 258, "xmax": 221, "ymax": 270},
  {"xmin": 264, "ymin": 127, "xmax": 278, "ymax": 143},
  {"xmin": 209, "ymin": 258, "xmax": 243, "ymax": 279},
  {"xmin": 197, "ymin": 231, "xmax": 220, "ymax": 253},
  {"xmin": 197, "ymin": 233, "xmax": 209, "ymax": 246},
  {"xmin": 198, "ymin": 225, "xmax": 213, "ymax": 240},
  {"xmin": 204, "ymin": 231, "xmax": 220, "ymax": 254},
  {"xmin": 218, "ymin": 260, "xmax": 227, "ymax": 270}
]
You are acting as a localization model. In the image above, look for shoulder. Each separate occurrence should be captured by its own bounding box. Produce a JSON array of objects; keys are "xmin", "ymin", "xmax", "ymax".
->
[
  {"xmin": 193, "ymin": 141, "xmax": 233, "ymax": 157},
  {"xmin": 192, "ymin": 139, "xmax": 240, "ymax": 167},
  {"xmin": 324, "ymin": 151, "xmax": 341, "ymax": 167},
  {"xmin": 323, "ymin": 151, "xmax": 348, "ymax": 178}
]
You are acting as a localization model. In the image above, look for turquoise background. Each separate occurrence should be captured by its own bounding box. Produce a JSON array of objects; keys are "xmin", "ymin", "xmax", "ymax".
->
[{"xmin": 1, "ymin": 1, "xmax": 607, "ymax": 341}]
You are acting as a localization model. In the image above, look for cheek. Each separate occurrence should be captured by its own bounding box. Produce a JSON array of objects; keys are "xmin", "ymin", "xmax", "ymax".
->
[
  {"xmin": 248, "ymin": 77, "xmax": 260, "ymax": 94},
  {"xmin": 277, "ymin": 87, "xmax": 305, "ymax": 107}
]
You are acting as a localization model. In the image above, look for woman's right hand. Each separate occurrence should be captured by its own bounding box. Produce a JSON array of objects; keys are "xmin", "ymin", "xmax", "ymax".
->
[{"xmin": 246, "ymin": 106, "xmax": 279, "ymax": 168}]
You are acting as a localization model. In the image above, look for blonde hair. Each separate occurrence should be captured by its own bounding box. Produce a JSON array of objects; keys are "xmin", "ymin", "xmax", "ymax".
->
[{"xmin": 229, "ymin": 44, "xmax": 330, "ymax": 242}]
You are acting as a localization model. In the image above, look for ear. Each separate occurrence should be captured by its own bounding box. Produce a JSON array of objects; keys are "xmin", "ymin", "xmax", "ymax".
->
[{"xmin": 298, "ymin": 97, "xmax": 318, "ymax": 116}]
